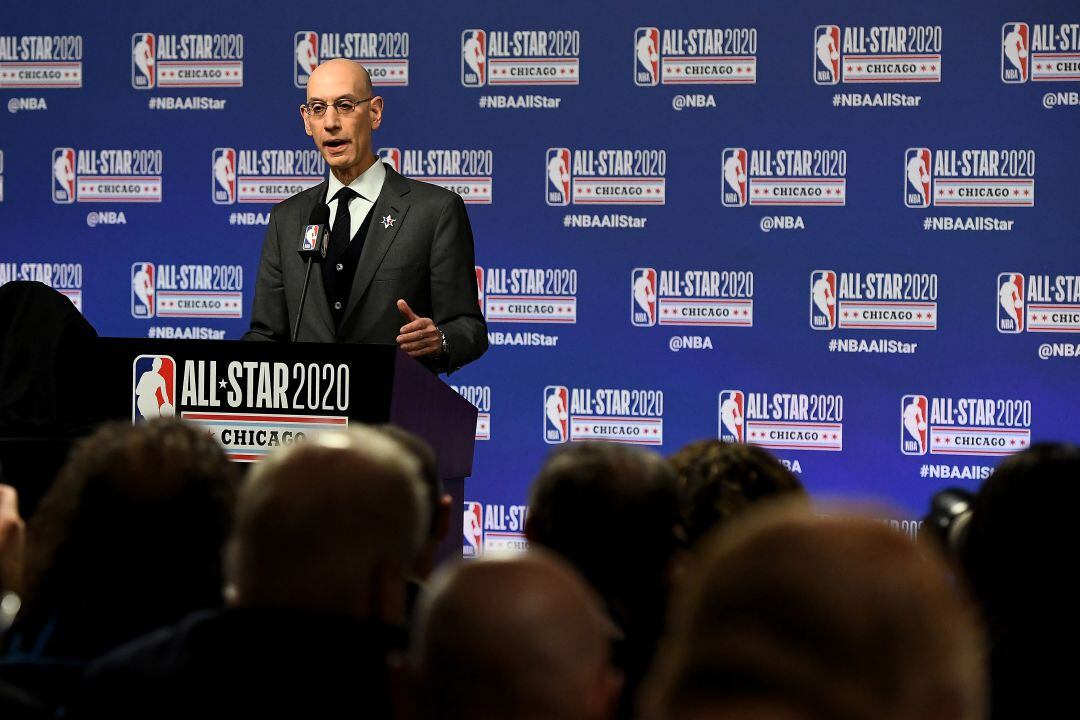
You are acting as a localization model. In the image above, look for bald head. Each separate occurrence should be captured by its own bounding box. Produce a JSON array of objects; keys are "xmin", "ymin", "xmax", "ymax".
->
[
  {"xmin": 415, "ymin": 551, "xmax": 620, "ymax": 720},
  {"xmin": 227, "ymin": 427, "xmax": 426, "ymax": 620},
  {"xmin": 302, "ymin": 58, "xmax": 382, "ymax": 185},
  {"xmin": 308, "ymin": 58, "xmax": 373, "ymax": 99}
]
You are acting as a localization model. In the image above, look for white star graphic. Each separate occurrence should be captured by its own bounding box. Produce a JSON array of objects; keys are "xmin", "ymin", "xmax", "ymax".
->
[{"xmin": 381, "ymin": 214, "xmax": 395, "ymax": 229}]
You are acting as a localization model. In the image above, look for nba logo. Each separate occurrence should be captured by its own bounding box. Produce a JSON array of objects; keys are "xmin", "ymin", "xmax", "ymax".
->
[
  {"xmin": 212, "ymin": 148, "xmax": 236, "ymax": 205},
  {"xmin": 544, "ymin": 385, "xmax": 569, "ymax": 444},
  {"xmin": 901, "ymin": 394, "xmax": 929, "ymax": 455},
  {"xmin": 131, "ymin": 33, "xmax": 156, "ymax": 89},
  {"xmin": 475, "ymin": 266, "xmax": 485, "ymax": 310},
  {"xmin": 131, "ymin": 262, "xmax": 156, "ymax": 318},
  {"xmin": 721, "ymin": 148, "xmax": 747, "ymax": 207},
  {"xmin": 631, "ymin": 268, "xmax": 658, "ymax": 327},
  {"xmin": 462, "ymin": 29, "xmax": 486, "ymax": 87},
  {"xmin": 546, "ymin": 148, "xmax": 572, "ymax": 206},
  {"xmin": 52, "ymin": 147, "xmax": 76, "ymax": 204},
  {"xmin": 634, "ymin": 27, "xmax": 660, "ymax": 86},
  {"xmin": 810, "ymin": 270, "xmax": 837, "ymax": 330},
  {"xmin": 814, "ymin": 25, "xmax": 841, "ymax": 85},
  {"xmin": 302, "ymin": 225, "xmax": 320, "ymax": 251},
  {"xmin": 377, "ymin": 147, "xmax": 401, "ymax": 172},
  {"xmin": 904, "ymin": 148, "xmax": 932, "ymax": 208},
  {"xmin": 1001, "ymin": 23, "xmax": 1029, "ymax": 83},
  {"xmin": 718, "ymin": 390, "xmax": 745, "ymax": 443},
  {"xmin": 132, "ymin": 354, "xmax": 176, "ymax": 423},
  {"xmin": 463, "ymin": 501, "xmax": 483, "ymax": 557},
  {"xmin": 997, "ymin": 273, "xmax": 1025, "ymax": 333},
  {"xmin": 294, "ymin": 31, "xmax": 319, "ymax": 88}
]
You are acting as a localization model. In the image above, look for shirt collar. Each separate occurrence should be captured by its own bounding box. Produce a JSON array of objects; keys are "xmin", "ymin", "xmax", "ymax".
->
[{"xmin": 326, "ymin": 157, "xmax": 386, "ymax": 203}]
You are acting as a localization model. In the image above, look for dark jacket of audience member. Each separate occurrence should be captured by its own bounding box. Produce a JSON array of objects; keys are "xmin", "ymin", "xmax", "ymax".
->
[
  {"xmin": 959, "ymin": 443, "xmax": 1078, "ymax": 720},
  {"xmin": 0, "ymin": 680, "xmax": 46, "ymax": 720},
  {"xmin": 667, "ymin": 440, "xmax": 804, "ymax": 548},
  {"xmin": 644, "ymin": 504, "xmax": 985, "ymax": 720},
  {"xmin": 526, "ymin": 442, "xmax": 680, "ymax": 720},
  {"xmin": 5, "ymin": 419, "xmax": 237, "ymax": 663},
  {"xmin": 67, "ymin": 427, "xmax": 427, "ymax": 720},
  {"xmin": 67, "ymin": 607, "xmax": 405, "ymax": 720},
  {"xmin": 0, "ymin": 281, "xmax": 98, "ymax": 436}
]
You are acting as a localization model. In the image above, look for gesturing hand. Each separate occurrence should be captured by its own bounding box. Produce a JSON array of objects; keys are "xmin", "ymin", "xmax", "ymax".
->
[{"xmin": 396, "ymin": 299, "xmax": 443, "ymax": 358}]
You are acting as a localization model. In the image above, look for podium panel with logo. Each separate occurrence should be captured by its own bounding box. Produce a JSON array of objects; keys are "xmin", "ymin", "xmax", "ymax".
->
[{"xmin": 95, "ymin": 338, "xmax": 477, "ymax": 558}]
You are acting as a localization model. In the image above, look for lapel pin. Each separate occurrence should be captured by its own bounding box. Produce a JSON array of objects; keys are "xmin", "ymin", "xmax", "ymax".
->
[{"xmin": 381, "ymin": 214, "xmax": 395, "ymax": 229}]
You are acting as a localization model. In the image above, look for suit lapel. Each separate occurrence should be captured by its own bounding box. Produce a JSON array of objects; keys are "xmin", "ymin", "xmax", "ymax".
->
[
  {"xmin": 342, "ymin": 166, "xmax": 412, "ymax": 326},
  {"xmin": 293, "ymin": 181, "xmax": 335, "ymax": 338}
]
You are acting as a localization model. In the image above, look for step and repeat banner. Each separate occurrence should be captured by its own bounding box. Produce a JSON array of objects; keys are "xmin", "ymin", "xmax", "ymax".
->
[{"xmin": 2, "ymin": 1, "xmax": 1079, "ymax": 555}]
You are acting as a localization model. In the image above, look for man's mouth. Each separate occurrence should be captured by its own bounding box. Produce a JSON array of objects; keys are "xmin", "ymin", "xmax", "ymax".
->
[{"xmin": 324, "ymin": 139, "xmax": 350, "ymax": 153}]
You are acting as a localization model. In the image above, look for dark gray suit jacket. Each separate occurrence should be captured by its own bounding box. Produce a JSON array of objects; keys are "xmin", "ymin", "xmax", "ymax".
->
[{"xmin": 243, "ymin": 166, "xmax": 487, "ymax": 373}]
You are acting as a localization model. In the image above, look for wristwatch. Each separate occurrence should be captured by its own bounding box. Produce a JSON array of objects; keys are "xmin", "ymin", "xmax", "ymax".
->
[{"xmin": 438, "ymin": 326, "xmax": 450, "ymax": 359}]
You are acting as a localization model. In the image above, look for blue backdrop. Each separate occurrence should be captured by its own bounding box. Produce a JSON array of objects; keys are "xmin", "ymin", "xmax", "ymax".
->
[{"xmin": 2, "ymin": 0, "xmax": 1078, "ymax": 555}]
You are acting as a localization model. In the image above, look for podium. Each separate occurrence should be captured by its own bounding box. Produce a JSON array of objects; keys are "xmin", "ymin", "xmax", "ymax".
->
[{"xmin": 12, "ymin": 338, "xmax": 478, "ymax": 561}]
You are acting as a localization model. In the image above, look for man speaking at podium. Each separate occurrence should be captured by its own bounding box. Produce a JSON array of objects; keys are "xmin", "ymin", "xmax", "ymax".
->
[{"xmin": 244, "ymin": 59, "xmax": 487, "ymax": 374}]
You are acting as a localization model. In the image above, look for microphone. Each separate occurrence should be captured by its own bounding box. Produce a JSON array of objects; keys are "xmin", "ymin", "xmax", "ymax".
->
[
  {"xmin": 291, "ymin": 203, "xmax": 331, "ymax": 342},
  {"xmin": 298, "ymin": 203, "xmax": 331, "ymax": 261}
]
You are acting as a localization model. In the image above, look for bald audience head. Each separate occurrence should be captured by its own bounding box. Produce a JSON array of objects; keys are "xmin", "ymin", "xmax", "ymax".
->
[
  {"xmin": 644, "ymin": 505, "xmax": 985, "ymax": 720},
  {"xmin": 226, "ymin": 428, "xmax": 427, "ymax": 621},
  {"xmin": 415, "ymin": 551, "xmax": 621, "ymax": 720}
]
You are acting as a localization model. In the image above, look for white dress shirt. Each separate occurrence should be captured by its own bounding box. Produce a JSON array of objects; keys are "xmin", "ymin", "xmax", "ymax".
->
[{"xmin": 326, "ymin": 157, "xmax": 386, "ymax": 240}]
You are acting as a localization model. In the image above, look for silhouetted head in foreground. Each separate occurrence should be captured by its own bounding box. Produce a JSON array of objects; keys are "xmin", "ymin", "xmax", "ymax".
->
[
  {"xmin": 227, "ymin": 426, "xmax": 427, "ymax": 623},
  {"xmin": 414, "ymin": 550, "xmax": 621, "ymax": 720},
  {"xmin": 644, "ymin": 504, "xmax": 985, "ymax": 720},
  {"xmin": 526, "ymin": 441, "xmax": 680, "ymax": 718},
  {"xmin": 959, "ymin": 442, "xmax": 1080, "ymax": 719},
  {"xmin": 15, "ymin": 419, "xmax": 237, "ymax": 660}
]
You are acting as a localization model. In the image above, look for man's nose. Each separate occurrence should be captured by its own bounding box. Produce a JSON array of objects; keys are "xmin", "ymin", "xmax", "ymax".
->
[{"xmin": 322, "ymin": 105, "xmax": 342, "ymax": 129}]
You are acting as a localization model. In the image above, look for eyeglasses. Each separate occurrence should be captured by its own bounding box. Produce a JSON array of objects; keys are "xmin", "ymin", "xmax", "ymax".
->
[{"xmin": 301, "ymin": 96, "xmax": 373, "ymax": 117}]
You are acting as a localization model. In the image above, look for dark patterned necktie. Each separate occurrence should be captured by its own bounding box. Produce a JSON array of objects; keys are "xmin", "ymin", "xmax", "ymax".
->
[
  {"xmin": 322, "ymin": 186, "xmax": 358, "ymax": 309},
  {"xmin": 327, "ymin": 186, "xmax": 358, "ymax": 265}
]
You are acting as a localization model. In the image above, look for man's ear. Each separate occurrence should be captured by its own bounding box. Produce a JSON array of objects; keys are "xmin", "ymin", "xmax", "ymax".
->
[
  {"xmin": 301, "ymin": 107, "xmax": 313, "ymax": 136},
  {"xmin": 369, "ymin": 96, "xmax": 384, "ymax": 130}
]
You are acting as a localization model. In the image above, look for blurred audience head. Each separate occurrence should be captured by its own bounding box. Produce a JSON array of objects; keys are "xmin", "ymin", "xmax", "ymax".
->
[
  {"xmin": 959, "ymin": 442, "xmax": 1079, "ymax": 717},
  {"xmin": 16, "ymin": 419, "xmax": 237, "ymax": 659},
  {"xmin": 526, "ymin": 442, "xmax": 680, "ymax": 619},
  {"xmin": 414, "ymin": 550, "xmax": 621, "ymax": 720},
  {"xmin": 667, "ymin": 440, "xmax": 805, "ymax": 547},
  {"xmin": 644, "ymin": 504, "xmax": 985, "ymax": 720},
  {"xmin": 377, "ymin": 424, "xmax": 450, "ymax": 579},
  {"xmin": 226, "ymin": 426, "xmax": 427, "ymax": 623},
  {"xmin": 526, "ymin": 441, "xmax": 680, "ymax": 719}
]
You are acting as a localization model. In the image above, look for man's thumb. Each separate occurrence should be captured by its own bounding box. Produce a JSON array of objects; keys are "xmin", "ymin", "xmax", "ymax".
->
[{"xmin": 397, "ymin": 298, "xmax": 418, "ymax": 321}]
